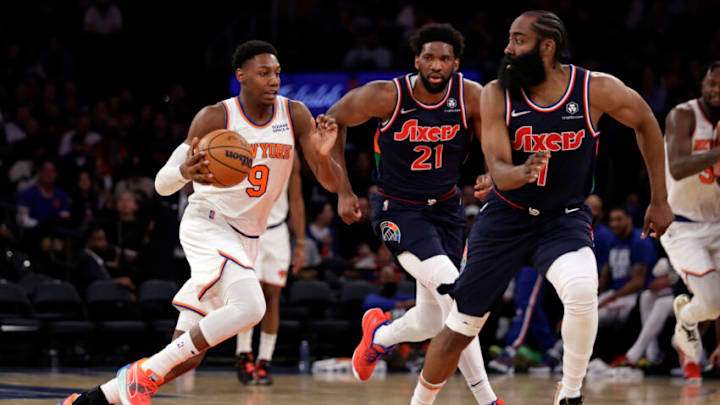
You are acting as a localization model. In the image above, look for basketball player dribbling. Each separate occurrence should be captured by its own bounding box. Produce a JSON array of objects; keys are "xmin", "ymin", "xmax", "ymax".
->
[
  {"xmin": 661, "ymin": 61, "xmax": 720, "ymax": 379},
  {"xmin": 59, "ymin": 40, "xmax": 346, "ymax": 405},
  {"xmin": 411, "ymin": 11, "xmax": 674, "ymax": 405},
  {"xmin": 327, "ymin": 23, "xmax": 501, "ymax": 405}
]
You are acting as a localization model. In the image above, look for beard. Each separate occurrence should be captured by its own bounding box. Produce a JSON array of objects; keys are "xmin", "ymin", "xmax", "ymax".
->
[
  {"xmin": 498, "ymin": 43, "xmax": 546, "ymax": 94},
  {"xmin": 419, "ymin": 72, "xmax": 451, "ymax": 94}
]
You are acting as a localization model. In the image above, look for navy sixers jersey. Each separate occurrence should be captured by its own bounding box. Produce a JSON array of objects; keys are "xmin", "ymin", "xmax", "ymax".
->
[
  {"xmin": 499, "ymin": 65, "xmax": 601, "ymax": 211},
  {"xmin": 374, "ymin": 72, "xmax": 471, "ymax": 199}
]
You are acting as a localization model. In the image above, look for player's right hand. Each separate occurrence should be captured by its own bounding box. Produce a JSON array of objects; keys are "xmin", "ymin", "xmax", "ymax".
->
[
  {"xmin": 338, "ymin": 191, "xmax": 362, "ymax": 224},
  {"xmin": 522, "ymin": 151, "xmax": 549, "ymax": 183},
  {"xmin": 180, "ymin": 137, "xmax": 214, "ymax": 185},
  {"xmin": 474, "ymin": 174, "xmax": 493, "ymax": 201}
]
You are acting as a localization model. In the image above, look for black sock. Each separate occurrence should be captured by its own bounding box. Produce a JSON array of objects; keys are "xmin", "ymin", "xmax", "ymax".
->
[{"xmin": 72, "ymin": 387, "xmax": 110, "ymax": 405}]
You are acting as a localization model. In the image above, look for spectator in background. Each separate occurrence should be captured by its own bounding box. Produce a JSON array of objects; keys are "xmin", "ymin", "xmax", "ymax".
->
[
  {"xmin": 343, "ymin": 27, "xmax": 392, "ymax": 70},
  {"xmin": 585, "ymin": 194, "xmax": 614, "ymax": 271},
  {"xmin": 101, "ymin": 191, "xmax": 150, "ymax": 284},
  {"xmin": 83, "ymin": 0, "xmax": 123, "ymax": 34},
  {"xmin": 69, "ymin": 170, "xmax": 101, "ymax": 230},
  {"xmin": 114, "ymin": 155, "xmax": 154, "ymax": 202},
  {"xmin": 17, "ymin": 159, "xmax": 70, "ymax": 228},
  {"xmin": 363, "ymin": 265, "xmax": 415, "ymax": 313},
  {"xmin": 58, "ymin": 111, "xmax": 102, "ymax": 157},
  {"xmin": 73, "ymin": 226, "xmax": 135, "ymax": 297},
  {"xmin": 58, "ymin": 133, "xmax": 96, "ymax": 191},
  {"xmin": 597, "ymin": 207, "xmax": 656, "ymax": 327},
  {"xmin": 307, "ymin": 201, "xmax": 339, "ymax": 259}
]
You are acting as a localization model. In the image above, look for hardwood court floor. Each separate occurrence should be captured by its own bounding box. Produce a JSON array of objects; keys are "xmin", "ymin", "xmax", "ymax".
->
[{"xmin": 1, "ymin": 369, "xmax": 719, "ymax": 404}]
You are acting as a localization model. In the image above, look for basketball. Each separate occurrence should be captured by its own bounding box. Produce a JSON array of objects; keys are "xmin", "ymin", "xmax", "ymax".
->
[{"xmin": 198, "ymin": 129, "xmax": 253, "ymax": 188}]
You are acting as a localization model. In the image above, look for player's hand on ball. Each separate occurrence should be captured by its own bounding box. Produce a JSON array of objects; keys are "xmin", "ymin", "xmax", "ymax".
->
[
  {"xmin": 474, "ymin": 174, "xmax": 493, "ymax": 201},
  {"xmin": 523, "ymin": 151, "xmax": 549, "ymax": 183},
  {"xmin": 338, "ymin": 191, "xmax": 362, "ymax": 224},
  {"xmin": 180, "ymin": 137, "xmax": 214, "ymax": 185},
  {"xmin": 314, "ymin": 114, "xmax": 338, "ymax": 158},
  {"xmin": 642, "ymin": 200, "xmax": 674, "ymax": 239}
]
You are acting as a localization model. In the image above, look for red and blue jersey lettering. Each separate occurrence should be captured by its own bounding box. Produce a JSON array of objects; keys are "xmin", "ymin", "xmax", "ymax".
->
[
  {"xmin": 375, "ymin": 72, "xmax": 471, "ymax": 199},
  {"xmin": 501, "ymin": 65, "xmax": 601, "ymax": 210}
]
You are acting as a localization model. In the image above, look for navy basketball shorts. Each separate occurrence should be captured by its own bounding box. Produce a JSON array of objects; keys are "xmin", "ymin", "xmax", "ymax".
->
[
  {"xmin": 370, "ymin": 190, "xmax": 466, "ymax": 268},
  {"xmin": 447, "ymin": 192, "xmax": 594, "ymax": 317}
]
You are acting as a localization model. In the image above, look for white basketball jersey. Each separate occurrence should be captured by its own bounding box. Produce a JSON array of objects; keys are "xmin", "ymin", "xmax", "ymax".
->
[
  {"xmin": 188, "ymin": 95, "xmax": 295, "ymax": 235},
  {"xmin": 665, "ymin": 99, "xmax": 720, "ymax": 222},
  {"xmin": 267, "ymin": 183, "xmax": 289, "ymax": 227}
]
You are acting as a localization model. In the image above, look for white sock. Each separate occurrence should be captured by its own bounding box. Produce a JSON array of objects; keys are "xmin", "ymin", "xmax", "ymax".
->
[
  {"xmin": 142, "ymin": 331, "xmax": 199, "ymax": 378},
  {"xmin": 411, "ymin": 371, "xmax": 446, "ymax": 405},
  {"xmin": 559, "ymin": 385, "xmax": 582, "ymax": 401},
  {"xmin": 100, "ymin": 379, "xmax": 121, "ymax": 404},
  {"xmin": 258, "ymin": 332, "xmax": 277, "ymax": 361},
  {"xmin": 236, "ymin": 329, "xmax": 253, "ymax": 355}
]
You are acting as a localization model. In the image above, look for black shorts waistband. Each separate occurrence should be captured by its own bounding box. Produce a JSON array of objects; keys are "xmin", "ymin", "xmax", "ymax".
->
[
  {"xmin": 493, "ymin": 189, "xmax": 583, "ymax": 216},
  {"xmin": 376, "ymin": 186, "xmax": 457, "ymax": 206}
]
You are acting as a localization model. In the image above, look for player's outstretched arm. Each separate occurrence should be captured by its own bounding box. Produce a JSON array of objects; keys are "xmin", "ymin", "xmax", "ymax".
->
[
  {"xmin": 665, "ymin": 105, "xmax": 720, "ymax": 180},
  {"xmin": 154, "ymin": 104, "xmax": 224, "ymax": 195},
  {"xmin": 480, "ymin": 81, "xmax": 548, "ymax": 191},
  {"xmin": 590, "ymin": 73, "xmax": 673, "ymax": 238},
  {"xmin": 327, "ymin": 81, "xmax": 397, "ymax": 223},
  {"xmin": 292, "ymin": 100, "xmax": 344, "ymax": 193}
]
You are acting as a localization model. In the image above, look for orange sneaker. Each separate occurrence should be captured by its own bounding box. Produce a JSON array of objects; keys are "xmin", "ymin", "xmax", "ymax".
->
[
  {"xmin": 352, "ymin": 308, "xmax": 393, "ymax": 381},
  {"xmin": 672, "ymin": 335, "xmax": 702, "ymax": 381},
  {"xmin": 116, "ymin": 358, "xmax": 164, "ymax": 405},
  {"xmin": 609, "ymin": 354, "xmax": 634, "ymax": 368},
  {"xmin": 57, "ymin": 393, "xmax": 79, "ymax": 404},
  {"xmin": 683, "ymin": 361, "xmax": 702, "ymax": 380}
]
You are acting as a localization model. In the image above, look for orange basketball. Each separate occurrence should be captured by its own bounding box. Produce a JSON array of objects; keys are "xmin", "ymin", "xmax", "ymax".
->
[{"xmin": 198, "ymin": 129, "xmax": 253, "ymax": 188}]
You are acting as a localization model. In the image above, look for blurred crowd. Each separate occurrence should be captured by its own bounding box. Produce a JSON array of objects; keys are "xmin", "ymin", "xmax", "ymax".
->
[{"xmin": 1, "ymin": 0, "xmax": 720, "ymax": 372}]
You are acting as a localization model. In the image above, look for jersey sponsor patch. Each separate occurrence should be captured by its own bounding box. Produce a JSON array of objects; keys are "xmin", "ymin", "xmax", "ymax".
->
[{"xmin": 380, "ymin": 221, "xmax": 401, "ymax": 242}]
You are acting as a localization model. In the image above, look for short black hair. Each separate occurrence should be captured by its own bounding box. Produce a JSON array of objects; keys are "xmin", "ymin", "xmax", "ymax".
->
[
  {"xmin": 522, "ymin": 10, "xmax": 568, "ymax": 62},
  {"xmin": 83, "ymin": 225, "xmax": 104, "ymax": 245},
  {"xmin": 231, "ymin": 40, "xmax": 278, "ymax": 70},
  {"xmin": 707, "ymin": 61, "xmax": 720, "ymax": 75},
  {"xmin": 610, "ymin": 206, "xmax": 631, "ymax": 217},
  {"xmin": 409, "ymin": 23, "xmax": 465, "ymax": 59}
]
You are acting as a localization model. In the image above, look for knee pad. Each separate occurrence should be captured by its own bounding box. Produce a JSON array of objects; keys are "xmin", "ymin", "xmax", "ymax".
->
[
  {"xmin": 225, "ymin": 278, "xmax": 267, "ymax": 326},
  {"xmin": 199, "ymin": 278, "xmax": 266, "ymax": 346},
  {"xmin": 560, "ymin": 278, "xmax": 598, "ymax": 316},
  {"xmin": 397, "ymin": 253, "xmax": 459, "ymax": 287},
  {"xmin": 445, "ymin": 301, "xmax": 487, "ymax": 337}
]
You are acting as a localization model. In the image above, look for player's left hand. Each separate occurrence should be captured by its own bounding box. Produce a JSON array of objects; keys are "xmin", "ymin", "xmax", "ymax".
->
[
  {"xmin": 314, "ymin": 114, "xmax": 338, "ymax": 158},
  {"xmin": 290, "ymin": 243, "xmax": 306, "ymax": 274},
  {"xmin": 474, "ymin": 174, "xmax": 493, "ymax": 201},
  {"xmin": 642, "ymin": 200, "xmax": 674, "ymax": 238}
]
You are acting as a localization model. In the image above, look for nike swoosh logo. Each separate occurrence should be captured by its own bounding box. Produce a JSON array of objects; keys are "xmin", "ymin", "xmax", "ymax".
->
[
  {"xmin": 400, "ymin": 108, "xmax": 417, "ymax": 114},
  {"xmin": 470, "ymin": 379, "xmax": 484, "ymax": 387},
  {"xmin": 511, "ymin": 110, "xmax": 531, "ymax": 117},
  {"xmin": 565, "ymin": 207, "xmax": 580, "ymax": 214}
]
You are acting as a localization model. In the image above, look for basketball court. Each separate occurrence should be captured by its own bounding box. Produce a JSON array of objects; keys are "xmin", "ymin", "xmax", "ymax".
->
[{"xmin": 1, "ymin": 369, "xmax": 718, "ymax": 404}]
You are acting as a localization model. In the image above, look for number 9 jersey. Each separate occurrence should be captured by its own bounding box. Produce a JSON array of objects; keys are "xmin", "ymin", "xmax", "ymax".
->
[
  {"xmin": 189, "ymin": 95, "xmax": 295, "ymax": 237},
  {"xmin": 374, "ymin": 72, "xmax": 471, "ymax": 200}
]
